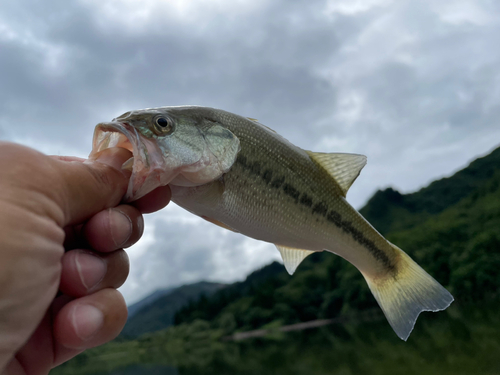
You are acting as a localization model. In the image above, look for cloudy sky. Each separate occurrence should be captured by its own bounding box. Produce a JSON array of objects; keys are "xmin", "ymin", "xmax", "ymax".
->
[{"xmin": 1, "ymin": 0, "xmax": 500, "ymax": 304}]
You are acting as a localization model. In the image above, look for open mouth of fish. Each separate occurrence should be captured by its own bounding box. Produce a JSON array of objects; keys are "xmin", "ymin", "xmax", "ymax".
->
[{"xmin": 89, "ymin": 122, "xmax": 169, "ymax": 201}]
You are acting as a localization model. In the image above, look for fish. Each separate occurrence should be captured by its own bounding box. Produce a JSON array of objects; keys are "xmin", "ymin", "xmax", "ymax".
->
[{"xmin": 89, "ymin": 106, "xmax": 454, "ymax": 340}]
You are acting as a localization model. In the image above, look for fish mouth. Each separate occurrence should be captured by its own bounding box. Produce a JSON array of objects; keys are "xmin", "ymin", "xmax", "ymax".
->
[{"xmin": 89, "ymin": 122, "xmax": 168, "ymax": 201}]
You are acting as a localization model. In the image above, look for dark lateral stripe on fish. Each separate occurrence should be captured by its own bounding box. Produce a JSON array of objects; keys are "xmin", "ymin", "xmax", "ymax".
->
[
  {"xmin": 271, "ymin": 177, "xmax": 285, "ymax": 189},
  {"xmin": 283, "ymin": 183, "xmax": 300, "ymax": 202},
  {"xmin": 299, "ymin": 193, "xmax": 313, "ymax": 207},
  {"xmin": 235, "ymin": 154, "xmax": 394, "ymax": 269},
  {"xmin": 312, "ymin": 202, "xmax": 328, "ymax": 216},
  {"xmin": 250, "ymin": 161, "xmax": 261, "ymax": 175},
  {"xmin": 262, "ymin": 169, "xmax": 273, "ymax": 184},
  {"xmin": 326, "ymin": 211, "xmax": 394, "ymax": 269}
]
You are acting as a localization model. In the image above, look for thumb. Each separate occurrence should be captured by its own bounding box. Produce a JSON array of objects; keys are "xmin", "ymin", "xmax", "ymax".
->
[{"xmin": 53, "ymin": 148, "xmax": 133, "ymax": 226}]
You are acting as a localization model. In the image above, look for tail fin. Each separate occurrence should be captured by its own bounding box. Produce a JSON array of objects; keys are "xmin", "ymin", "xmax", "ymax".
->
[{"xmin": 363, "ymin": 243, "xmax": 454, "ymax": 341}]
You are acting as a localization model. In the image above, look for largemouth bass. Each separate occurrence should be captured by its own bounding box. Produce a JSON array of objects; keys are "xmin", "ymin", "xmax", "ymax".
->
[{"xmin": 90, "ymin": 106, "xmax": 453, "ymax": 340}]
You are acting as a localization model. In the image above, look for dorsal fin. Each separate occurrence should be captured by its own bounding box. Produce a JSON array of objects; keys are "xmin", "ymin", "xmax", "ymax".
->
[
  {"xmin": 247, "ymin": 117, "xmax": 278, "ymax": 134},
  {"xmin": 275, "ymin": 245, "xmax": 316, "ymax": 275},
  {"xmin": 305, "ymin": 151, "xmax": 367, "ymax": 197}
]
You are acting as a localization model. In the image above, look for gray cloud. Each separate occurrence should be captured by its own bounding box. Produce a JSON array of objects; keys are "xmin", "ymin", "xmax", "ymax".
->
[
  {"xmin": 1, "ymin": 0, "xmax": 500, "ymax": 303},
  {"xmin": 121, "ymin": 206, "xmax": 280, "ymax": 304}
]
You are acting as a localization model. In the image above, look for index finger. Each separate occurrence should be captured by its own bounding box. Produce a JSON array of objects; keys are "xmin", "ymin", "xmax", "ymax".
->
[{"xmin": 131, "ymin": 185, "xmax": 171, "ymax": 214}]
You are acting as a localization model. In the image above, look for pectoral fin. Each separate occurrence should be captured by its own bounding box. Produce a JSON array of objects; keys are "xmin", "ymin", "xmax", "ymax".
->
[
  {"xmin": 275, "ymin": 245, "xmax": 316, "ymax": 275},
  {"xmin": 306, "ymin": 151, "xmax": 367, "ymax": 197},
  {"xmin": 189, "ymin": 178, "xmax": 225, "ymax": 209}
]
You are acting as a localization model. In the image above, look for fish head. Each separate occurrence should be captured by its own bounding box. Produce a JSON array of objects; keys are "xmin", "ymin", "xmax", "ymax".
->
[{"xmin": 89, "ymin": 106, "xmax": 241, "ymax": 201}]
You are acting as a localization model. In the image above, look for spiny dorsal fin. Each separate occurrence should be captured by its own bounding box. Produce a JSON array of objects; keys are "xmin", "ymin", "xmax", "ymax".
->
[
  {"xmin": 247, "ymin": 117, "xmax": 278, "ymax": 134},
  {"xmin": 275, "ymin": 245, "xmax": 316, "ymax": 275},
  {"xmin": 305, "ymin": 151, "xmax": 367, "ymax": 197}
]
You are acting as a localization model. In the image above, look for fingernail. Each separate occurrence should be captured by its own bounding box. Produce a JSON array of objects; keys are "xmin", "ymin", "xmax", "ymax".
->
[
  {"xmin": 136, "ymin": 214, "xmax": 144, "ymax": 238},
  {"xmin": 75, "ymin": 251, "xmax": 107, "ymax": 291},
  {"xmin": 109, "ymin": 209, "xmax": 132, "ymax": 248},
  {"xmin": 72, "ymin": 304, "xmax": 104, "ymax": 341}
]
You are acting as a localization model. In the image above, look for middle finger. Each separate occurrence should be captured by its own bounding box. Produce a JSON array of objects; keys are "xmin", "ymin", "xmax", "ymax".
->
[{"xmin": 59, "ymin": 249, "xmax": 129, "ymax": 297}]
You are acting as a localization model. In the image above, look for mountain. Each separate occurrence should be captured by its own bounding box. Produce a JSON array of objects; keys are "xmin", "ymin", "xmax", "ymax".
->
[
  {"xmin": 121, "ymin": 281, "xmax": 226, "ymax": 338},
  {"xmin": 174, "ymin": 145, "xmax": 500, "ymax": 331},
  {"xmin": 127, "ymin": 288, "xmax": 176, "ymax": 318},
  {"xmin": 174, "ymin": 261, "xmax": 289, "ymax": 325},
  {"xmin": 359, "ymin": 146, "xmax": 500, "ymax": 235}
]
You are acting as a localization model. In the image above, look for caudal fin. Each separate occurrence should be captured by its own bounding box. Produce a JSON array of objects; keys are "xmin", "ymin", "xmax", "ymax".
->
[{"xmin": 363, "ymin": 243, "xmax": 454, "ymax": 341}]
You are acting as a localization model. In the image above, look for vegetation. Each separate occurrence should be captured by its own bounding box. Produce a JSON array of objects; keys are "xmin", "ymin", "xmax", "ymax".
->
[{"xmin": 52, "ymin": 303, "xmax": 500, "ymax": 375}]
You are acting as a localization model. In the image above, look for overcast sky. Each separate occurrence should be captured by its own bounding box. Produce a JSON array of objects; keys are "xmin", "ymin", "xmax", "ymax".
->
[{"xmin": 1, "ymin": 0, "xmax": 500, "ymax": 304}]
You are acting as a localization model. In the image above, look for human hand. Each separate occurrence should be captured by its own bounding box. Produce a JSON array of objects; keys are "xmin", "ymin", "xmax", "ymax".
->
[{"xmin": 0, "ymin": 142, "xmax": 171, "ymax": 375}]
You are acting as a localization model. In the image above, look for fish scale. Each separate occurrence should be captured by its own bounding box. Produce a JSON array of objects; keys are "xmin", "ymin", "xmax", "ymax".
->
[
  {"xmin": 91, "ymin": 105, "xmax": 454, "ymax": 341},
  {"xmin": 172, "ymin": 108, "xmax": 395, "ymax": 273}
]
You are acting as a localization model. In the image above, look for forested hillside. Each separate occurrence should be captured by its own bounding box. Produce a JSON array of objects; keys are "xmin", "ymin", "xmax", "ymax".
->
[{"xmin": 359, "ymin": 146, "xmax": 500, "ymax": 234}]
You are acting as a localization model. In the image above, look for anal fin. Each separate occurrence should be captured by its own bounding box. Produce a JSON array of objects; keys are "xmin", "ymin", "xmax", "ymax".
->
[
  {"xmin": 201, "ymin": 216, "xmax": 239, "ymax": 233},
  {"xmin": 275, "ymin": 245, "xmax": 316, "ymax": 275}
]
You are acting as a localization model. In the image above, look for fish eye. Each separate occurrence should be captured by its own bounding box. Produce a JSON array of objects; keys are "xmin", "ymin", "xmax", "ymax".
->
[
  {"xmin": 156, "ymin": 117, "xmax": 169, "ymax": 127},
  {"xmin": 154, "ymin": 116, "xmax": 174, "ymax": 135}
]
